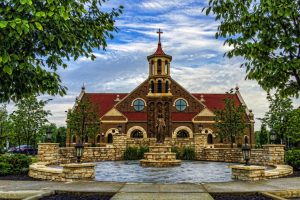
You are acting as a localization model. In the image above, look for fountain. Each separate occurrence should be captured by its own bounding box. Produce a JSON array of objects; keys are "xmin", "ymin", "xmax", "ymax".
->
[{"xmin": 140, "ymin": 114, "xmax": 181, "ymax": 167}]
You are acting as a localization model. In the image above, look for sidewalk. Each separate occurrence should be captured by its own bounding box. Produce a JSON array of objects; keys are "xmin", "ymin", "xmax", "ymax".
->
[{"xmin": 0, "ymin": 177, "xmax": 299, "ymax": 200}]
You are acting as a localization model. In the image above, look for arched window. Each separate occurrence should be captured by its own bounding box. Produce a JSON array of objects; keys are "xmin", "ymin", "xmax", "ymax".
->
[
  {"xmin": 85, "ymin": 135, "xmax": 89, "ymax": 143},
  {"xmin": 151, "ymin": 61, "xmax": 154, "ymax": 75},
  {"xmin": 244, "ymin": 135, "xmax": 249, "ymax": 144},
  {"xmin": 131, "ymin": 130, "xmax": 144, "ymax": 138},
  {"xmin": 175, "ymin": 99, "xmax": 187, "ymax": 111},
  {"xmin": 165, "ymin": 81, "xmax": 169, "ymax": 93},
  {"xmin": 165, "ymin": 61, "xmax": 168, "ymax": 74},
  {"xmin": 96, "ymin": 134, "xmax": 101, "ymax": 143},
  {"xmin": 207, "ymin": 134, "xmax": 213, "ymax": 144},
  {"xmin": 72, "ymin": 135, "xmax": 76, "ymax": 143},
  {"xmin": 151, "ymin": 81, "xmax": 154, "ymax": 93},
  {"xmin": 107, "ymin": 133, "xmax": 113, "ymax": 144},
  {"xmin": 133, "ymin": 99, "xmax": 145, "ymax": 111},
  {"xmin": 177, "ymin": 130, "xmax": 189, "ymax": 138},
  {"xmin": 157, "ymin": 80, "xmax": 162, "ymax": 93},
  {"xmin": 157, "ymin": 59, "xmax": 162, "ymax": 74}
]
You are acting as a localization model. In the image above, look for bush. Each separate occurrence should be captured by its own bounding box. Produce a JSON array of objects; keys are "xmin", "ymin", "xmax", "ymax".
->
[
  {"xmin": 123, "ymin": 147, "xmax": 139, "ymax": 160},
  {"xmin": 138, "ymin": 146, "xmax": 149, "ymax": 159},
  {"xmin": 123, "ymin": 146, "xmax": 149, "ymax": 160},
  {"xmin": 0, "ymin": 162, "xmax": 12, "ymax": 176},
  {"xmin": 285, "ymin": 149, "xmax": 300, "ymax": 170},
  {"xmin": 181, "ymin": 146, "xmax": 196, "ymax": 160},
  {"xmin": 171, "ymin": 146, "xmax": 181, "ymax": 159},
  {"xmin": 0, "ymin": 154, "xmax": 32, "ymax": 175}
]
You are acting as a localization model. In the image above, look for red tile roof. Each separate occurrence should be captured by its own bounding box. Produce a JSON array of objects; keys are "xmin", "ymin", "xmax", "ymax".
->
[
  {"xmin": 83, "ymin": 93, "xmax": 242, "ymax": 121},
  {"xmin": 154, "ymin": 43, "xmax": 165, "ymax": 55},
  {"xmin": 84, "ymin": 93, "xmax": 127, "ymax": 117},
  {"xmin": 192, "ymin": 93, "xmax": 241, "ymax": 111}
]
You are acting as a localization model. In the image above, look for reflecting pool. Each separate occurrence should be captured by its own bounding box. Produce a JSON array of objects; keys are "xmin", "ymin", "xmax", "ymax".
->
[{"xmin": 95, "ymin": 160, "xmax": 234, "ymax": 183}]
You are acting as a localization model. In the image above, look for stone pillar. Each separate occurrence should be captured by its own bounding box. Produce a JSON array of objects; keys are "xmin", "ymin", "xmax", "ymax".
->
[
  {"xmin": 37, "ymin": 143, "xmax": 60, "ymax": 164},
  {"xmin": 230, "ymin": 165, "xmax": 266, "ymax": 181},
  {"xmin": 113, "ymin": 134, "xmax": 127, "ymax": 160},
  {"xmin": 193, "ymin": 133, "xmax": 206, "ymax": 160},
  {"xmin": 62, "ymin": 163, "xmax": 96, "ymax": 182},
  {"xmin": 262, "ymin": 145, "xmax": 285, "ymax": 165}
]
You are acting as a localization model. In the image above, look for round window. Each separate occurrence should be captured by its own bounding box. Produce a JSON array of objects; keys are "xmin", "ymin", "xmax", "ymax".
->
[
  {"xmin": 175, "ymin": 99, "xmax": 187, "ymax": 111},
  {"xmin": 133, "ymin": 99, "xmax": 145, "ymax": 111}
]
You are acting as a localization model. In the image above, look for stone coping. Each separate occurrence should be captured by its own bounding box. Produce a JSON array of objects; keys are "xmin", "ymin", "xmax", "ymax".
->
[
  {"xmin": 262, "ymin": 144, "xmax": 285, "ymax": 147},
  {"xmin": 29, "ymin": 163, "xmax": 63, "ymax": 174},
  {"xmin": 37, "ymin": 143, "xmax": 60, "ymax": 145},
  {"xmin": 149, "ymin": 145, "xmax": 171, "ymax": 148},
  {"xmin": 140, "ymin": 159, "xmax": 181, "ymax": 163},
  {"xmin": 144, "ymin": 152, "xmax": 176, "ymax": 155},
  {"xmin": 229, "ymin": 165, "xmax": 266, "ymax": 170},
  {"xmin": 60, "ymin": 163, "xmax": 96, "ymax": 168}
]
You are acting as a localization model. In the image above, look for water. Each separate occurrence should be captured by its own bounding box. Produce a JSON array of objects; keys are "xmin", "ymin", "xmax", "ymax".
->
[{"xmin": 95, "ymin": 160, "xmax": 234, "ymax": 183}]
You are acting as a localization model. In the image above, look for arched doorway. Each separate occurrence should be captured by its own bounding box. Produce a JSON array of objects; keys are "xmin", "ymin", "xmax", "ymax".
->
[
  {"xmin": 244, "ymin": 135, "xmax": 249, "ymax": 144},
  {"xmin": 107, "ymin": 133, "xmax": 113, "ymax": 144},
  {"xmin": 131, "ymin": 130, "xmax": 144, "ymax": 138}
]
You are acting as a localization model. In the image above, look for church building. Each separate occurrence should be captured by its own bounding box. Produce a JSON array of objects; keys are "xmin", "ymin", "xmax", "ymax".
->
[{"xmin": 67, "ymin": 30, "xmax": 255, "ymax": 148}]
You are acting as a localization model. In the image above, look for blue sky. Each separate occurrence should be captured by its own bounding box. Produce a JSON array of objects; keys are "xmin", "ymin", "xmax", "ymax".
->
[{"xmin": 9, "ymin": 0, "xmax": 299, "ymax": 129}]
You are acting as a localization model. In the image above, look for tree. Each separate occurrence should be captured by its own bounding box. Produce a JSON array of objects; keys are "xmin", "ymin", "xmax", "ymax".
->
[
  {"xmin": 67, "ymin": 96, "xmax": 100, "ymax": 146},
  {"xmin": 255, "ymin": 124, "xmax": 269, "ymax": 147},
  {"xmin": 0, "ymin": 0, "xmax": 123, "ymax": 102},
  {"xmin": 285, "ymin": 109, "xmax": 300, "ymax": 147},
  {"xmin": 204, "ymin": 1, "xmax": 300, "ymax": 97},
  {"xmin": 261, "ymin": 93, "xmax": 293, "ymax": 144},
  {"xmin": 0, "ymin": 105, "xmax": 10, "ymax": 150},
  {"xmin": 213, "ymin": 97, "xmax": 247, "ymax": 148},
  {"xmin": 10, "ymin": 96, "xmax": 51, "ymax": 148},
  {"xmin": 56, "ymin": 126, "xmax": 67, "ymax": 147}
]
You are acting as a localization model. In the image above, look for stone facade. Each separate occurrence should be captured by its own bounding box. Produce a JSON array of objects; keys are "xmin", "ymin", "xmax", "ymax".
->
[{"xmin": 37, "ymin": 143, "xmax": 60, "ymax": 164}]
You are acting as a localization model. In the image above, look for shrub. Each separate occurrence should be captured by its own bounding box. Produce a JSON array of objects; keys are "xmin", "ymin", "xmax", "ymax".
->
[
  {"xmin": 0, "ymin": 154, "xmax": 32, "ymax": 175},
  {"xmin": 123, "ymin": 147, "xmax": 139, "ymax": 160},
  {"xmin": 171, "ymin": 146, "xmax": 181, "ymax": 159},
  {"xmin": 285, "ymin": 149, "xmax": 300, "ymax": 170},
  {"xmin": 0, "ymin": 162, "xmax": 12, "ymax": 176},
  {"xmin": 181, "ymin": 146, "xmax": 196, "ymax": 160},
  {"xmin": 138, "ymin": 146, "xmax": 149, "ymax": 159}
]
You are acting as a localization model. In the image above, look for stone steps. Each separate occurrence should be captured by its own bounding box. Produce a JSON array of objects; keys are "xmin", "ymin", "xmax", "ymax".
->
[
  {"xmin": 144, "ymin": 152, "xmax": 176, "ymax": 161},
  {"xmin": 149, "ymin": 146, "xmax": 171, "ymax": 153}
]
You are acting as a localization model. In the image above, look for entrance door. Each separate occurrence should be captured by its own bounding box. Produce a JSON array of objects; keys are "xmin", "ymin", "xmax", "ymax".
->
[{"xmin": 107, "ymin": 133, "xmax": 113, "ymax": 144}]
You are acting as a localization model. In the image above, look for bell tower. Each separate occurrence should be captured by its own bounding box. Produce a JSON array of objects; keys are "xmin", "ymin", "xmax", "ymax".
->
[
  {"xmin": 147, "ymin": 29, "xmax": 172, "ymax": 96},
  {"xmin": 146, "ymin": 29, "xmax": 172, "ymax": 141}
]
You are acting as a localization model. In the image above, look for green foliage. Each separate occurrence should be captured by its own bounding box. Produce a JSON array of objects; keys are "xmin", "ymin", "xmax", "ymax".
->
[
  {"xmin": 123, "ymin": 146, "xmax": 139, "ymax": 160},
  {"xmin": 0, "ymin": 0, "xmax": 123, "ymax": 102},
  {"xmin": 0, "ymin": 105, "xmax": 11, "ymax": 150},
  {"xmin": 67, "ymin": 96, "xmax": 100, "ymax": 144},
  {"xmin": 213, "ymin": 96, "xmax": 247, "ymax": 148},
  {"xmin": 171, "ymin": 146, "xmax": 196, "ymax": 160},
  {"xmin": 123, "ymin": 146, "xmax": 149, "ymax": 160},
  {"xmin": 255, "ymin": 124, "xmax": 269, "ymax": 147},
  {"xmin": 261, "ymin": 93, "xmax": 300, "ymax": 146},
  {"xmin": 0, "ymin": 154, "xmax": 32, "ymax": 175},
  {"xmin": 204, "ymin": 1, "xmax": 300, "ymax": 98},
  {"xmin": 138, "ymin": 146, "xmax": 149, "ymax": 159},
  {"xmin": 285, "ymin": 149, "xmax": 300, "ymax": 170},
  {"xmin": 0, "ymin": 162, "xmax": 12, "ymax": 176},
  {"xmin": 10, "ymin": 96, "xmax": 51, "ymax": 147},
  {"xmin": 181, "ymin": 146, "xmax": 196, "ymax": 160},
  {"xmin": 171, "ymin": 146, "xmax": 181, "ymax": 159}
]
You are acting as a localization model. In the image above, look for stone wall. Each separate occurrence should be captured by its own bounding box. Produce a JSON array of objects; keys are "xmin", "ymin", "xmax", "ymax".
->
[
  {"xmin": 37, "ymin": 143, "xmax": 60, "ymax": 164},
  {"xmin": 231, "ymin": 164, "xmax": 293, "ymax": 181},
  {"xmin": 29, "ymin": 162, "xmax": 95, "ymax": 182}
]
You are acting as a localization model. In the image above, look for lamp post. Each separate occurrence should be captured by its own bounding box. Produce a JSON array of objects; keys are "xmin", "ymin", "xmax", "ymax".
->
[
  {"xmin": 75, "ymin": 142, "xmax": 84, "ymax": 163},
  {"xmin": 46, "ymin": 128, "xmax": 52, "ymax": 143},
  {"xmin": 270, "ymin": 129, "xmax": 276, "ymax": 144},
  {"xmin": 242, "ymin": 143, "xmax": 251, "ymax": 166}
]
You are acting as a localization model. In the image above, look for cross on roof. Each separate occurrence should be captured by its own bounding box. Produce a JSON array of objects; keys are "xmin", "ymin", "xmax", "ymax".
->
[{"xmin": 157, "ymin": 28, "xmax": 163, "ymax": 43}]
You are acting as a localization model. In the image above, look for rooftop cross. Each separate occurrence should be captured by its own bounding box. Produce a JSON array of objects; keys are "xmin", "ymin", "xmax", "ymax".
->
[{"xmin": 156, "ymin": 28, "xmax": 163, "ymax": 44}]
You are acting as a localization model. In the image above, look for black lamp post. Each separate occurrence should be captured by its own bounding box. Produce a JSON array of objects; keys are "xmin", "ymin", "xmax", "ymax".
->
[
  {"xmin": 270, "ymin": 129, "xmax": 276, "ymax": 144},
  {"xmin": 117, "ymin": 125, "xmax": 122, "ymax": 134},
  {"xmin": 75, "ymin": 143, "xmax": 84, "ymax": 163},
  {"xmin": 242, "ymin": 143, "xmax": 251, "ymax": 166},
  {"xmin": 46, "ymin": 128, "xmax": 52, "ymax": 143}
]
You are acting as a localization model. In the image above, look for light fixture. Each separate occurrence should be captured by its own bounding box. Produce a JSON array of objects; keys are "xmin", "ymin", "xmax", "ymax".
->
[
  {"xmin": 46, "ymin": 128, "xmax": 52, "ymax": 143},
  {"xmin": 75, "ymin": 143, "xmax": 84, "ymax": 163},
  {"xmin": 117, "ymin": 125, "xmax": 122, "ymax": 133},
  {"xmin": 242, "ymin": 143, "xmax": 251, "ymax": 166},
  {"xmin": 270, "ymin": 129, "xmax": 276, "ymax": 144}
]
